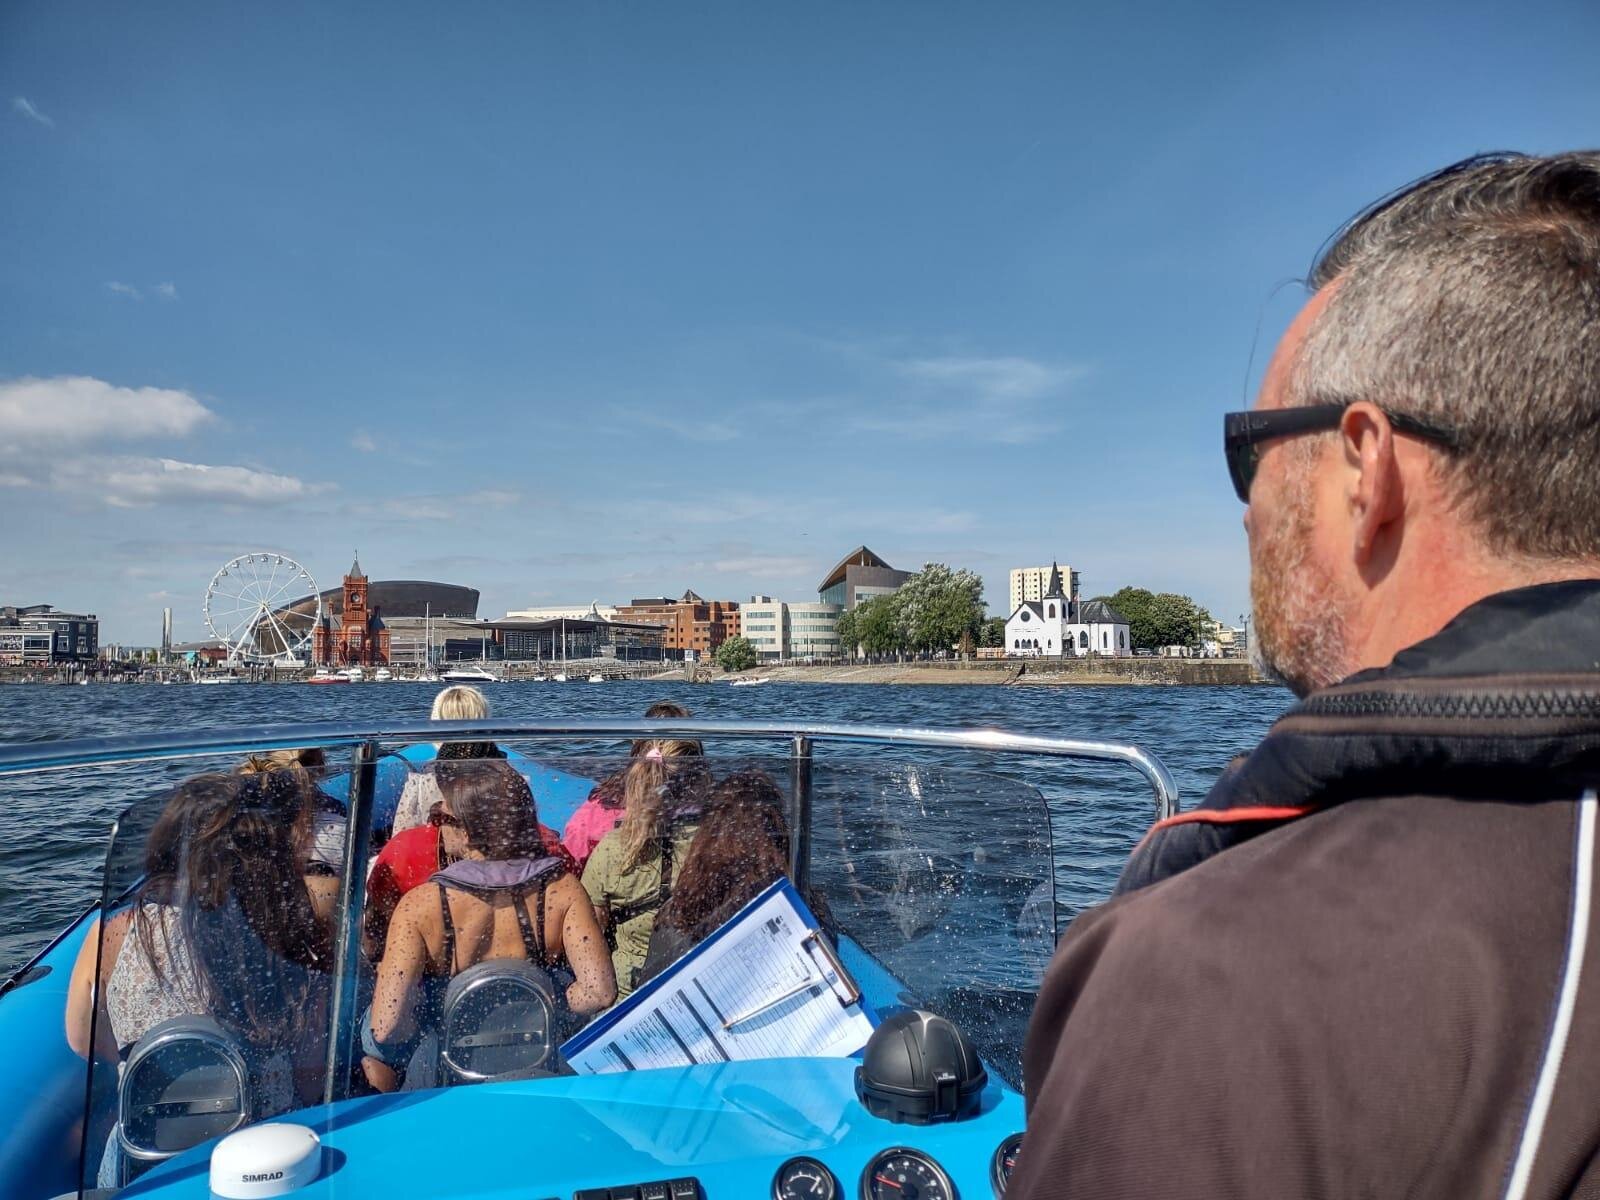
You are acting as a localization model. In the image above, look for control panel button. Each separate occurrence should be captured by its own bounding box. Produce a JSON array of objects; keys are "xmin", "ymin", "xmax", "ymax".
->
[
  {"xmin": 641, "ymin": 1184, "xmax": 670, "ymax": 1200},
  {"xmin": 670, "ymin": 1179, "xmax": 701, "ymax": 1200}
]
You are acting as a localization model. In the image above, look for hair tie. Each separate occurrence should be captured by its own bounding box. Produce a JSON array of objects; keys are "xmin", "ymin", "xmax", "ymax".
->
[{"xmin": 644, "ymin": 746, "xmax": 664, "ymax": 762}]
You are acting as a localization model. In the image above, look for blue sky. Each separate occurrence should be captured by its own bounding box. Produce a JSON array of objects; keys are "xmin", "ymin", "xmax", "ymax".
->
[{"xmin": 4, "ymin": 1, "xmax": 1599, "ymax": 642}]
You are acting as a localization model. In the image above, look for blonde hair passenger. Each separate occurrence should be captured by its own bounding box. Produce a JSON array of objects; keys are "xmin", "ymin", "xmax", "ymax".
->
[{"xmin": 431, "ymin": 685, "xmax": 489, "ymax": 723}]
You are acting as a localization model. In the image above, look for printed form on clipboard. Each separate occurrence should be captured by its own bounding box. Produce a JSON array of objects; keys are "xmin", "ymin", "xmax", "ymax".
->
[{"xmin": 561, "ymin": 878, "xmax": 877, "ymax": 1075}]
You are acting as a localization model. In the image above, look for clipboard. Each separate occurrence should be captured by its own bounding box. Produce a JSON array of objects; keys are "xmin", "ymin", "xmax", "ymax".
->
[{"xmin": 561, "ymin": 878, "xmax": 877, "ymax": 1074}]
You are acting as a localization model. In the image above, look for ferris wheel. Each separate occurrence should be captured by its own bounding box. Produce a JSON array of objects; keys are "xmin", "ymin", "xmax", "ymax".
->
[{"xmin": 204, "ymin": 552, "xmax": 321, "ymax": 663}]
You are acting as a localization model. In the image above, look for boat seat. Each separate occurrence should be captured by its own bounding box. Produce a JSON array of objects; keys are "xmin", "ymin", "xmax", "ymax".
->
[
  {"xmin": 438, "ymin": 960, "xmax": 560, "ymax": 1085},
  {"xmin": 117, "ymin": 1016, "xmax": 252, "ymax": 1182}
]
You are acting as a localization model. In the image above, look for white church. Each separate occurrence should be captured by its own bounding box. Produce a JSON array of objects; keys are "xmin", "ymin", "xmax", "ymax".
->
[{"xmin": 1004, "ymin": 564, "xmax": 1132, "ymax": 658}]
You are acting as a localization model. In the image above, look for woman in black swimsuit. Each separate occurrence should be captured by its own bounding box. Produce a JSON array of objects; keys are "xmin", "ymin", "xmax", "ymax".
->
[{"xmin": 366, "ymin": 760, "xmax": 615, "ymax": 1091}]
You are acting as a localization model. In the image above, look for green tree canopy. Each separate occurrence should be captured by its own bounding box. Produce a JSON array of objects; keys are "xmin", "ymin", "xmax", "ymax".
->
[
  {"xmin": 834, "ymin": 606, "xmax": 858, "ymax": 657},
  {"xmin": 895, "ymin": 562, "xmax": 986, "ymax": 653},
  {"xmin": 714, "ymin": 635, "xmax": 760, "ymax": 672},
  {"xmin": 979, "ymin": 616, "xmax": 1006, "ymax": 647},
  {"xmin": 855, "ymin": 595, "xmax": 904, "ymax": 655},
  {"xmin": 1096, "ymin": 586, "xmax": 1212, "ymax": 651}
]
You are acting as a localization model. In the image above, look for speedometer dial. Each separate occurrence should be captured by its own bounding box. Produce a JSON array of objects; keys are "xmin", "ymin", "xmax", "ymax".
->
[
  {"xmin": 775, "ymin": 1157, "xmax": 838, "ymax": 1200},
  {"xmin": 990, "ymin": 1133, "xmax": 1023, "ymax": 1197},
  {"xmin": 861, "ymin": 1148, "xmax": 955, "ymax": 1200}
]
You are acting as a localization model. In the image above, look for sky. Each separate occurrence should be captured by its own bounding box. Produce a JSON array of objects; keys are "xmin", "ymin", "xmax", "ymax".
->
[{"xmin": 4, "ymin": 2, "xmax": 1599, "ymax": 643}]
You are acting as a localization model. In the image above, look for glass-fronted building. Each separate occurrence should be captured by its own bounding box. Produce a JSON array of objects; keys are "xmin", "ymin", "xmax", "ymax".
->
[
  {"xmin": 817, "ymin": 546, "xmax": 911, "ymax": 610},
  {"xmin": 742, "ymin": 596, "xmax": 842, "ymax": 661}
]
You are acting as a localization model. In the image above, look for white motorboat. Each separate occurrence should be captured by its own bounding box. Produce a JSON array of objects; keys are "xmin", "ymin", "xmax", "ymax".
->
[
  {"xmin": 341, "ymin": 667, "xmax": 365, "ymax": 683},
  {"xmin": 552, "ymin": 672, "xmax": 569, "ymax": 682},
  {"xmin": 442, "ymin": 664, "xmax": 498, "ymax": 683},
  {"xmin": 587, "ymin": 673, "xmax": 604, "ymax": 683},
  {"xmin": 373, "ymin": 667, "xmax": 393, "ymax": 682},
  {"xmin": 730, "ymin": 676, "xmax": 769, "ymax": 687}
]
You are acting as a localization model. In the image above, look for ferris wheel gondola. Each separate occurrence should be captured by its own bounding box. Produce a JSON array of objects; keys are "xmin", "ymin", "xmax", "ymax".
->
[{"xmin": 204, "ymin": 552, "xmax": 321, "ymax": 664}]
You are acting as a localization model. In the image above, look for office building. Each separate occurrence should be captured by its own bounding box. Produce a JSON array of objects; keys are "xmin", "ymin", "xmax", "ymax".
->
[
  {"xmin": 741, "ymin": 596, "xmax": 842, "ymax": 661},
  {"xmin": 615, "ymin": 591, "xmax": 741, "ymax": 656}
]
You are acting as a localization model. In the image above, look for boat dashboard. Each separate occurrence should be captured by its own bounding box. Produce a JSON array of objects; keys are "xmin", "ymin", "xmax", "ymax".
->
[{"xmin": 116, "ymin": 1058, "xmax": 1026, "ymax": 1200}]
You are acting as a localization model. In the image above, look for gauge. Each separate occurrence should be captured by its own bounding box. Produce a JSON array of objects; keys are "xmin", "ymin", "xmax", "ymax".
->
[
  {"xmin": 774, "ymin": 1156, "xmax": 838, "ymax": 1200},
  {"xmin": 860, "ymin": 1148, "xmax": 956, "ymax": 1200},
  {"xmin": 990, "ymin": 1133, "xmax": 1023, "ymax": 1198}
]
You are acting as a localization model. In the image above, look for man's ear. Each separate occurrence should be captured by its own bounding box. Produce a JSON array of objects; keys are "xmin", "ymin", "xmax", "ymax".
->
[{"xmin": 1340, "ymin": 402, "xmax": 1403, "ymax": 565}]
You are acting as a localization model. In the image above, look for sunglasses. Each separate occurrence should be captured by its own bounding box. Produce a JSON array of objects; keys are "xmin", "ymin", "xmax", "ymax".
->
[
  {"xmin": 1223, "ymin": 404, "xmax": 1460, "ymax": 503},
  {"xmin": 427, "ymin": 804, "xmax": 463, "ymax": 830}
]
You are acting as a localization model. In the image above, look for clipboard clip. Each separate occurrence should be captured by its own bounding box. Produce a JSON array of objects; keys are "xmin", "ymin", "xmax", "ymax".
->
[{"xmin": 802, "ymin": 931, "xmax": 861, "ymax": 1008}]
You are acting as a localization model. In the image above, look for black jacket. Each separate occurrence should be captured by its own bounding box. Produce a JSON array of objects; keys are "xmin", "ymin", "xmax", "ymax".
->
[{"xmin": 1011, "ymin": 580, "xmax": 1600, "ymax": 1200}]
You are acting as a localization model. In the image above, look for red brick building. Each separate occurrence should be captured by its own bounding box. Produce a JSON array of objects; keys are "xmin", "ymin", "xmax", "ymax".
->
[
  {"xmin": 615, "ymin": 590, "xmax": 740, "ymax": 656},
  {"xmin": 312, "ymin": 556, "xmax": 391, "ymax": 667}
]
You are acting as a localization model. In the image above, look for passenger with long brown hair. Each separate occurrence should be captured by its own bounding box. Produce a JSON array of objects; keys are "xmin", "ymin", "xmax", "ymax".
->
[
  {"xmin": 580, "ymin": 715, "xmax": 709, "ymax": 998},
  {"xmin": 638, "ymin": 770, "xmax": 833, "ymax": 984},
  {"xmin": 365, "ymin": 759, "xmax": 614, "ymax": 1091},
  {"xmin": 65, "ymin": 772, "xmax": 333, "ymax": 1107}
]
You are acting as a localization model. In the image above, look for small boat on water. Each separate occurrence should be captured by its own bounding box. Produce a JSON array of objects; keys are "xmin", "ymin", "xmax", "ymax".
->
[
  {"xmin": 587, "ymin": 672, "xmax": 604, "ymax": 683},
  {"xmin": 730, "ymin": 676, "xmax": 769, "ymax": 687},
  {"xmin": 551, "ymin": 672, "xmax": 569, "ymax": 682},
  {"xmin": 306, "ymin": 670, "xmax": 348, "ymax": 685},
  {"xmin": 0, "ymin": 716, "xmax": 1176, "ymax": 1199},
  {"xmin": 341, "ymin": 667, "xmax": 365, "ymax": 683},
  {"xmin": 373, "ymin": 667, "xmax": 393, "ymax": 682},
  {"xmin": 442, "ymin": 663, "xmax": 499, "ymax": 683}
]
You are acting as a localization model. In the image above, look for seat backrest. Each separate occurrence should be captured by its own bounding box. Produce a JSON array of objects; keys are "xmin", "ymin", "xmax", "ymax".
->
[
  {"xmin": 117, "ymin": 1016, "xmax": 252, "ymax": 1178},
  {"xmin": 439, "ymin": 959, "xmax": 558, "ymax": 1085}
]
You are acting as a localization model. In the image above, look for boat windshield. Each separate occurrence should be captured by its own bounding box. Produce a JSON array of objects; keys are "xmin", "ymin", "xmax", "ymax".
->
[{"xmin": 60, "ymin": 733, "xmax": 1079, "ymax": 1191}]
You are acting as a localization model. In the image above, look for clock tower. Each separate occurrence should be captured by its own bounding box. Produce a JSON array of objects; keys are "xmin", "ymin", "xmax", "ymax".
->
[{"xmin": 313, "ymin": 553, "xmax": 391, "ymax": 667}]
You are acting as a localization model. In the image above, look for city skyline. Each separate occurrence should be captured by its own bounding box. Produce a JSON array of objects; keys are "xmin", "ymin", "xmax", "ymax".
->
[{"xmin": 5, "ymin": 2, "xmax": 1598, "ymax": 641}]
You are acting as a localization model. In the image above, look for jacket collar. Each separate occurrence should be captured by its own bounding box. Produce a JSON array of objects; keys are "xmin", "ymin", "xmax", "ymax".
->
[{"xmin": 1213, "ymin": 579, "xmax": 1600, "ymax": 813}]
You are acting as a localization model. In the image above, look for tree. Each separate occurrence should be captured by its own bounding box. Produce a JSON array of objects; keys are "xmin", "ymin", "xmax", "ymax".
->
[
  {"xmin": 1099, "ymin": 586, "xmax": 1212, "ymax": 651},
  {"xmin": 855, "ymin": 595, "xmax": 904, "ymax": 656},
  {"xmin": 894, "ymin": 562, "xmax": 986, "ymax": 654},
  {"xmin": 715, "ymin": 635, "xmax": 760, "ymax": 672},
  {"xmin": 979, "ymin": 616, "xmax": 1006, "ymax": 648},
  {"xmin": 834, "ymin": 606, "xmax": 858, "ymax": 659}
]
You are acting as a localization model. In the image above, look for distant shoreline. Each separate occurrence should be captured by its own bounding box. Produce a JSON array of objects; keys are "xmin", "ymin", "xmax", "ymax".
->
[{"xmin": 681, "ymin": 658, "xmax": 1267, "ymax": 687}]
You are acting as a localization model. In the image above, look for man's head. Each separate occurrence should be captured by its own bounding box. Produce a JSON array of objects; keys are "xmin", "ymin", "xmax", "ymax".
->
[{"xmin": 1244, "ymin": 151, "xmax": 1600, "ymax": 695}]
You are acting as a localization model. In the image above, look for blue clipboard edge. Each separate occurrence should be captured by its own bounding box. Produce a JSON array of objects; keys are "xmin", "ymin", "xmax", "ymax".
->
[{"xmin": 561, "ymin": 876, "xmax": 878, "ymax": 1060}]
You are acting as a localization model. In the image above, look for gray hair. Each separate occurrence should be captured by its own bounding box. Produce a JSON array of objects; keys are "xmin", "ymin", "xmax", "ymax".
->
[{"xmin": 1292, "ymin": 151, "xmax": 1600, "ymax": 561}]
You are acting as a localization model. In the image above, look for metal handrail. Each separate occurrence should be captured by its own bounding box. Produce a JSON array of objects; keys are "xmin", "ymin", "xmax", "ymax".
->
[{"xmin": 0, "ymin": 718, "xmax": 1180, "ymax": 812}]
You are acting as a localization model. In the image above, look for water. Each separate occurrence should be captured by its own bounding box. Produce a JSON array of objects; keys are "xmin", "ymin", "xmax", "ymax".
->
[{"xmin": 0, "ymin": 680, "xmax": 1290, "ymax": 977}]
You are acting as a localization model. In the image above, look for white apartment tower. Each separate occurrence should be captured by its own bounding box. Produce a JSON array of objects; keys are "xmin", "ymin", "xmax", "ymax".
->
[{"xmin": 1010, "ymin": 564, "xmax": 1081, "ymax": 613}]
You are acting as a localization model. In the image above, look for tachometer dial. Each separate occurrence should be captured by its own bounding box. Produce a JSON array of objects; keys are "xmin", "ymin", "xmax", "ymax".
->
[
  {"xmin": 990, "ymin": 1134, "xmax": 1023, "ymax": 1197},
  {"xmin": 861, "ymin": 1148, "xmax": 955, "ymax": 1200},
  {"xmin": 775, "ymin": 1157, "xmax": 838, "ymax": 1200}
]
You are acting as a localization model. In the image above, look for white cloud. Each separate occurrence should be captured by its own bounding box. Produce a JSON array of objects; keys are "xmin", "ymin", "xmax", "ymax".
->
[
  {"xmin": 106, "ymin": 281, "xmax": 143, "ymax": 301},
  {"xmin": 0, "ymin": 376, "xmax": 215, "ymax": 449},
  {"xmin": 12, "ymin": 96, "xmax": 53, "ymax": 127},
  {"xmin": 76, "ymin": 457, "xmax": 325, "ymax": 507},
  {"xmin": 350, "ymin": 432, "xmax": 378, "ymax": 453},
  {"xmin": 153, "ymin": 282, "xmax": 179, "ymax": 301},
  {"xmin": 835, "ymin": 350, "xmax": 1088, "ymax": 444}
]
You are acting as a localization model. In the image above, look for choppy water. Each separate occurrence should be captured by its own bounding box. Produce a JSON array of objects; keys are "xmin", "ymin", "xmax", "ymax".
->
[{"xmin": 0, "ymin": 680, "xmax": 1289, "ymax": 977}]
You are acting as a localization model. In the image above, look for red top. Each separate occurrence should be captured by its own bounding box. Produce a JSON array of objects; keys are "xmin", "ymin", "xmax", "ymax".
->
[{"xmin": 364, "ymin": 821, "xmax": 576, "ymax": 951}]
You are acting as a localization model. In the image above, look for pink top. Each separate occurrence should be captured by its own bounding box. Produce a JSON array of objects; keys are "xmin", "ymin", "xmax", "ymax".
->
[{"xmin": 562, "ymin": 793, "xmax": 626, "ymax": 869}]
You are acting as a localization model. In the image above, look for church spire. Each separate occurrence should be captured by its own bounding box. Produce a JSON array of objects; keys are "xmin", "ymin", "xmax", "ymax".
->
[
  {"xmin": 349, "ymin": 550, "xmax": 363, "ymax": 579},
  {"xmin": 1044, "ymin": 561, "xmax": 1066, "ymax": 599}
]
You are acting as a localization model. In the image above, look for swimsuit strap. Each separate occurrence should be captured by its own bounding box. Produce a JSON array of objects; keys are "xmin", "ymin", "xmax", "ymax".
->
[
  {"xmin": 438, "ymin": 883, "xmax": 456, "ymax": 975},
  {"xmin": 513, "ymin": 883, "xmax": 550, "ymax": 967}
]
